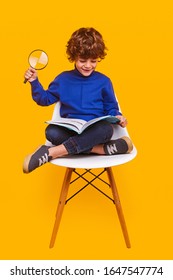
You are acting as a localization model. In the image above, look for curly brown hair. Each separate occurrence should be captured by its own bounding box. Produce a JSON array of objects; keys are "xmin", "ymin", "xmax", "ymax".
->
[{"xmin": 66, "ymin": 27, "xmax": 107, "ymax": 62}]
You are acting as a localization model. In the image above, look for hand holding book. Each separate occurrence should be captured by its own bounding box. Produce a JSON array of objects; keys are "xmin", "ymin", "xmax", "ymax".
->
[{"xmin": 114, "ymin": 115, "xmax": 127, "ymax": 128}]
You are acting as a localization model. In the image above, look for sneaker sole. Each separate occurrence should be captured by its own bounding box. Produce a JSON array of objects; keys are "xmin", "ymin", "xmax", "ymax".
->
[
  {"xmin": 121, "ymin": 136, "xmax": 133, "ymax": 153},
  {"xmin": 23, "ymin": 146, "xmax": 42, "ymax": 174}
]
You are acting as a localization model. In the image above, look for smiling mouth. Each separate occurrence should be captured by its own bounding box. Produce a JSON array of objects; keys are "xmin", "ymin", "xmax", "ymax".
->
[{"xmin": 82, "ymin": 69, "xmax": 92, "ymax": 72}]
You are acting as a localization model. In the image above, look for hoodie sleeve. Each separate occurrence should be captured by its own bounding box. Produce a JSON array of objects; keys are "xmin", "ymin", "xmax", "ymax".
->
[
  {"xmin": 102, "ymin": 78, "xmax": 122, "ymax": 116},
  {"xmin": 30, "ymin": 77, "xmax": 60, "ymax": 106}
]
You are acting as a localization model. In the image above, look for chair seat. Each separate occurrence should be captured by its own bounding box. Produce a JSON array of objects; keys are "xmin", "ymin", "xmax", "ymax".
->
[{"xmin": 50, "ymin": 146, "xmax": 137, "ymax": 169}]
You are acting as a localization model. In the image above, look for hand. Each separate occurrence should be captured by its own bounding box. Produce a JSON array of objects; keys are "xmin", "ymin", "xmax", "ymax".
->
[
  {"xmin": 24, "ymin": 67, "xmax": 38, "ymax": 83},
  {"xmin": 115, "ymin": 115, "xmax": 128, "ymax": 127}
]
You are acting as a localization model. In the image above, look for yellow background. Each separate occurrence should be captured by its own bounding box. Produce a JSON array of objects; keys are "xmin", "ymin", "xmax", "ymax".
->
[{"xmin": 0, "ymin": 0, "xmax": 173, "ymax": 260}]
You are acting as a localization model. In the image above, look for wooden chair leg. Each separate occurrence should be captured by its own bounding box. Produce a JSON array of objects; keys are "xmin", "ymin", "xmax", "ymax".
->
[
  {"xmin": 106, "ymin": 167, "xmax": 131, "ymax": 248},
  {"xmin": 49, "ymin": 168, "xmax": 73, "ymax": 248}
]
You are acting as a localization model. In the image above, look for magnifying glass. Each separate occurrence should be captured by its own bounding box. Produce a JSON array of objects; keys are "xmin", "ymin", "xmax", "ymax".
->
[{"xmin": 24, "ymin": 49, "xmax": 48, "ymax": 83}]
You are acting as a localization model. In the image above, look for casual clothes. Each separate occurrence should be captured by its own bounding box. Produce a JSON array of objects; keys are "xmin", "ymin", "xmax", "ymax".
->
[
  {"xmin": 30, "ymin": 68, "xmax": 121, "ymax": 121},
  {"xmin": 30, "ymin": 67, "xmax": 121, "ymax": 154},
  {"xmin": 45, "ymin": 121, "xmax": 113, "ymax": 154}
]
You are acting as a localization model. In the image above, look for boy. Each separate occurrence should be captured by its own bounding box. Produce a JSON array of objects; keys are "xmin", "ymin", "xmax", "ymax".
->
[{"xmin": 23, "ymin": 27, "xmax": 133, "ymax": 173}]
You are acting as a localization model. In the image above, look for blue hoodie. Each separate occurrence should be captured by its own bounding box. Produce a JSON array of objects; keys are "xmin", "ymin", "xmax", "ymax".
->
[{"xmin": 30, "ymin": 68, "xmax": 121, "ymax": 121}]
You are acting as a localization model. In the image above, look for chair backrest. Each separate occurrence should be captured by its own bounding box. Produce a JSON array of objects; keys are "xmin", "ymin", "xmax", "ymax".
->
[{"xmin": 51, "ymin": 102, "xmax": 61, "ymax": 120}]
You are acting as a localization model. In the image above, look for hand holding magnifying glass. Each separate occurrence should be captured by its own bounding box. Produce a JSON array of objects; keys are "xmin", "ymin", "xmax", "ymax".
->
[{"xmin": 24, "ymin": 49, "xmax": 48, "ymax": 83}]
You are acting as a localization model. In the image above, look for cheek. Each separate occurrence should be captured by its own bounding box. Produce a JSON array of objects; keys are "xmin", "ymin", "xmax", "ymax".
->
[
  {"xmin": 77, "ymin": 63, "xmax": 83, "ymax": 69},
  {"xmin": 75, "ymin": 63, "xmax": 81, "ymax": 70}
]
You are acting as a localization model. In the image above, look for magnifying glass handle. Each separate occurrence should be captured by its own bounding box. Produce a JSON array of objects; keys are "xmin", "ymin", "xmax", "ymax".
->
[{"xmin": 24, "ymin": 78, "xmax": 28, "ymax": 84}]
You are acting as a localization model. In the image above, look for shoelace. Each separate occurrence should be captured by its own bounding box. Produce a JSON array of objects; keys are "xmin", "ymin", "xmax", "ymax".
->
[{"xmin": 38, "ymin": 153, "xmax": 49, "ymax": 166}]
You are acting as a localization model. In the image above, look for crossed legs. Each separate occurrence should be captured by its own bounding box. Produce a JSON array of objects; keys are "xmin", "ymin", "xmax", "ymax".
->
[{"xmin": 23, "ymin": 121, "xmax": 133, "ymax": 173}]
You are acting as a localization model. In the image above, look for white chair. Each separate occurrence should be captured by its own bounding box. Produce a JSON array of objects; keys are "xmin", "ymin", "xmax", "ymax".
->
[{"xmin": 46, "ymin": 102, "xmax": 137, "ymax": 248}]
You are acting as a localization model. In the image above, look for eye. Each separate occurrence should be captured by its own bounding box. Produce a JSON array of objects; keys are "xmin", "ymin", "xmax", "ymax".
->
[{"xmin": 79, "ymin": 59, "xmax": 86, "ymax": 63}]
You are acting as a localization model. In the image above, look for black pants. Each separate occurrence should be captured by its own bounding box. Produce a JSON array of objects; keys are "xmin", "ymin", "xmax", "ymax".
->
[{"xmin": 45, "ymin": 120, "xmax": 113, "ymax": 154}]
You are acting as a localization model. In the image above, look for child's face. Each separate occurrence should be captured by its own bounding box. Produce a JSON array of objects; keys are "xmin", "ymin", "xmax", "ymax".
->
[{"xmin": 75, "ymin": 57, "xmax": 98, "ymax": 76}]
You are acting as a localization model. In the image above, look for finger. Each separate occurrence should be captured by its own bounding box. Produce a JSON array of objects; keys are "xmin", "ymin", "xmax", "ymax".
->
[
  {"xmin": 115, "ymin": 115, "xmax": 122, "ymax": 119},
  {"xmin": 25, "ymin": 71, "xmax": 32, "ymax": 78},
  {"xmin": 122, "ymin": 120, "xmax": 128, "ymax": 127},
  {"xmin": 29, "ymin": 67, "xmax": 37, "ymax": 73}
]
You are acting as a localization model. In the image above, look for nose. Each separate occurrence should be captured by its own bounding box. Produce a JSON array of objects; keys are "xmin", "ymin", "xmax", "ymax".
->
[{"xmin": 84, "ymin": 60, "xmax": 91, "ymax": 68}]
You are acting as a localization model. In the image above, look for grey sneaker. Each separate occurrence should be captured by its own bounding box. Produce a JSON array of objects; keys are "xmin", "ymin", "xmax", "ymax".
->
[
  {"xmin": 23, "ymin": 145, "xmax": 52, "ymax": 174},
  {"xmin": 104, "ymin": 136, "xmax": 133, "ymax": 155}
]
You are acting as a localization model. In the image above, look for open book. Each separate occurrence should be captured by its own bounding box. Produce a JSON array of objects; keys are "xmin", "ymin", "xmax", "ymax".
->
[{"xmin": 46, "ymin": 115, "xmax": 120, "ymax": 134}]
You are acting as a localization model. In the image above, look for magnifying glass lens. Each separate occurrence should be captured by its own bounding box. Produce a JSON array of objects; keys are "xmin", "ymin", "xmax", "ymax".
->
[
  {"xmin": 29, "ymin": 50, "xmax": 48, "ymax": 69},
  {"xmin": 24, "ymin": 49, "xmax": 48, "ymax": 83}
]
